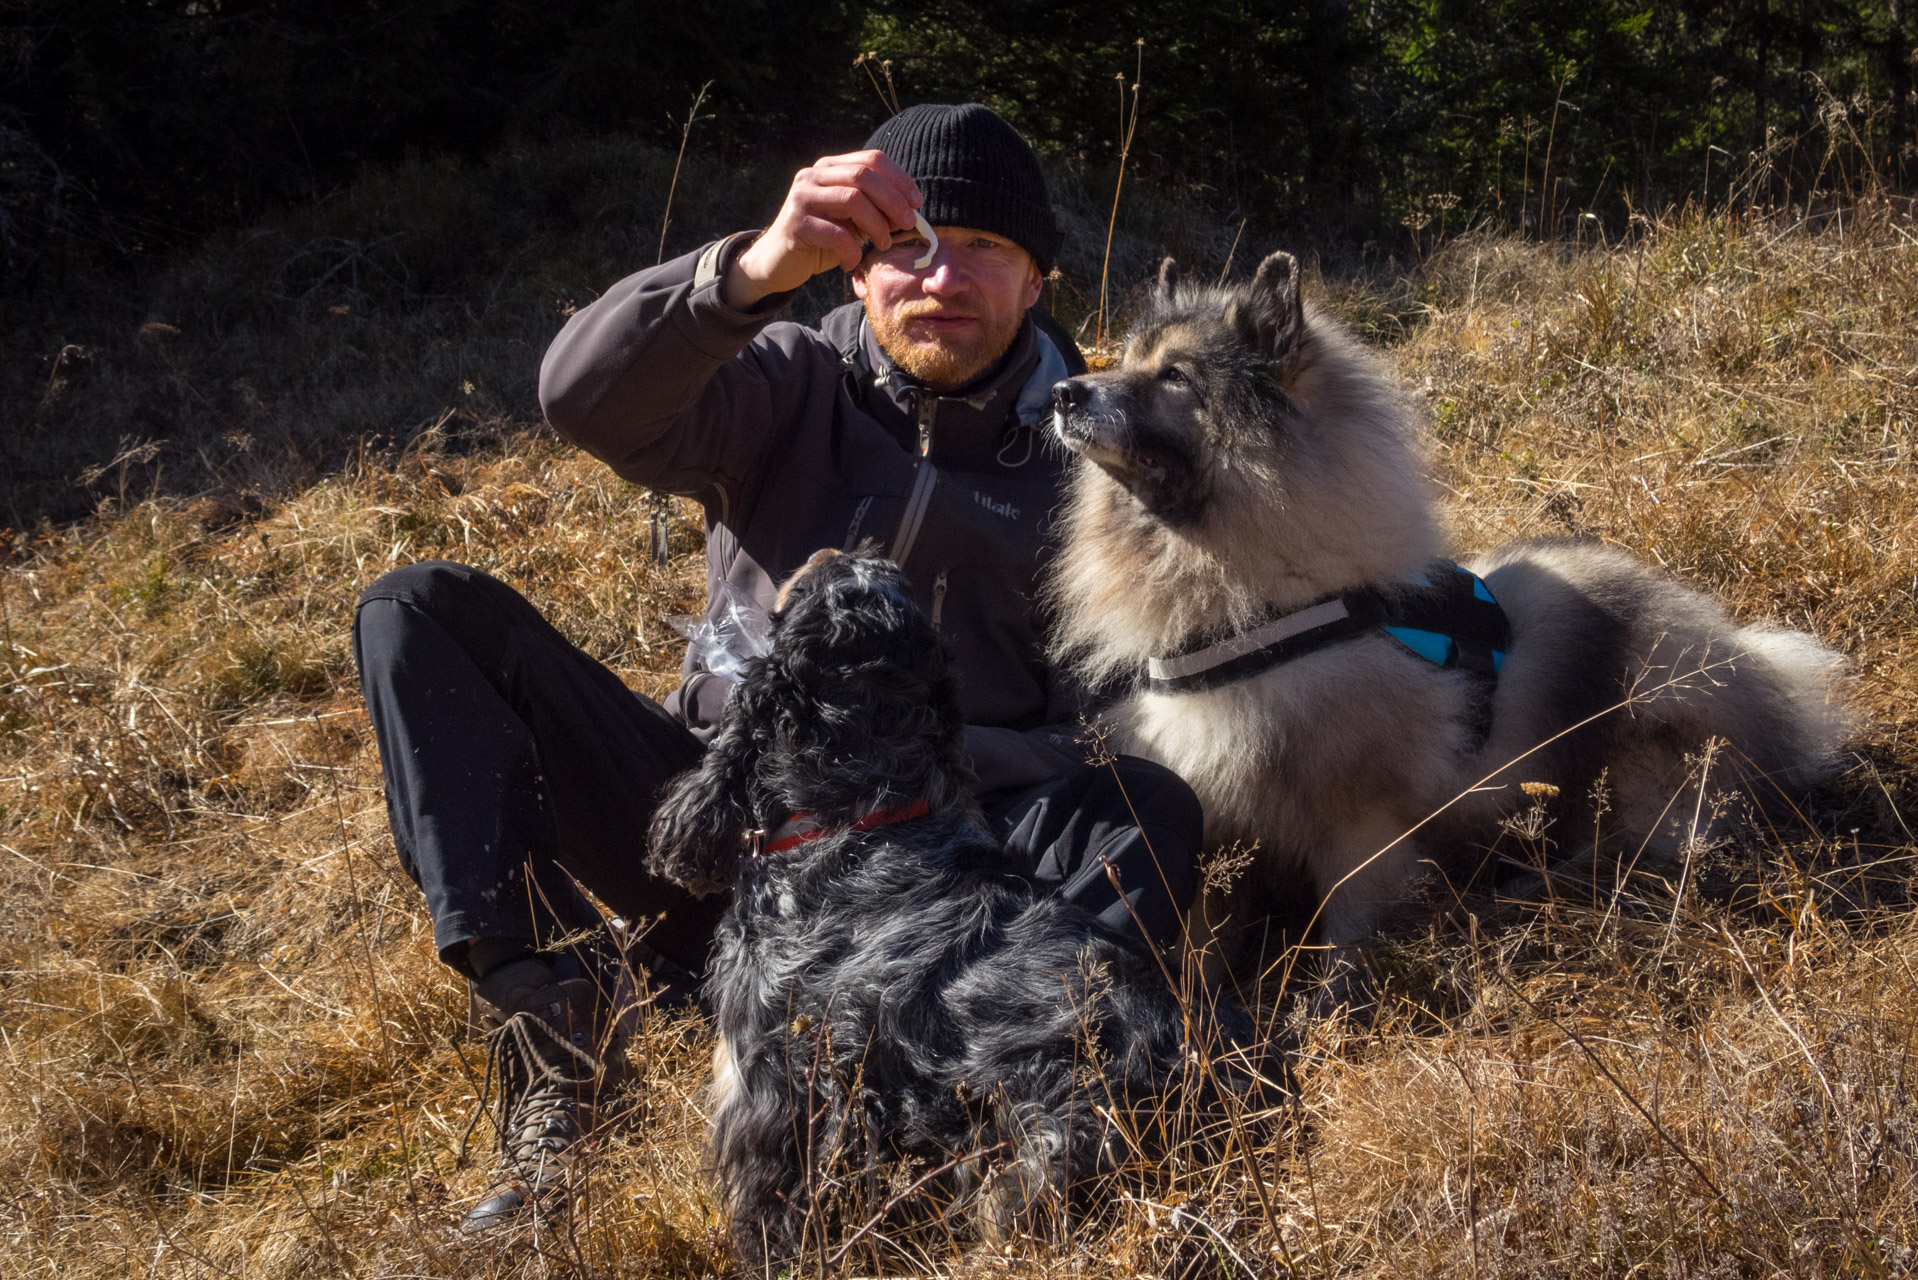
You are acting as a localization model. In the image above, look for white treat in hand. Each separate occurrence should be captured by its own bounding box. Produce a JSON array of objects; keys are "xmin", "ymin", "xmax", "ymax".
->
[{"xmin": 912, "ymin": 211, "xmax": 938, "ymax": 269}]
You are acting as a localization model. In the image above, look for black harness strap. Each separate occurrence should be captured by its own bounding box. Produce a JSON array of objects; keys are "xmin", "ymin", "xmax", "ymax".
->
[{"xmin": 1374, "ymin": 560, "xmax": 1513, "ymax": 681}]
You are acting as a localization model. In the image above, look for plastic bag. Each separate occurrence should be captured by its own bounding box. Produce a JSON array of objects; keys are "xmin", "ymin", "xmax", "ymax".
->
[{"xmin": 666, "ymin": 580, "xmax": 772, "ymax": 680}]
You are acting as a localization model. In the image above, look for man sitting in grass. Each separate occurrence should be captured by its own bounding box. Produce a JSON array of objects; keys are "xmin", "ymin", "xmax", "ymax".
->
[{"xmin": 351, "ymin": 103, "xmax": 1204, "ymax": 1234}]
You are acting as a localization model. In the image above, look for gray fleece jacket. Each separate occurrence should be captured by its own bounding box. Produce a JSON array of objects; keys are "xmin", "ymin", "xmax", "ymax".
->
[{"xmin": 537, "ymin": 232, "xmax": 1091, "ymax": 796}]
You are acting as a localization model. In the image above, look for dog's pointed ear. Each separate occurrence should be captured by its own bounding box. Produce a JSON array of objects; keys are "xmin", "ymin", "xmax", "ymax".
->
[
  {"xmin": 1156, "ymin": 257, "xmax": 1181, "ymax": 299},
  {"xmin": 646, "ymin": 703, "xmax": 761, "ymax": 897},
  {"xmin": 1225, "ymin": 250, "xmax": 1306, "ymax": 362}
]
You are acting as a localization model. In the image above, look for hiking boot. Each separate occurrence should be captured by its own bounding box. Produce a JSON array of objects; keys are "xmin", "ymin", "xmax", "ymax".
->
[{"xmin": 459, "ymin": 957, "xmax": 631, "ymax": 1235}]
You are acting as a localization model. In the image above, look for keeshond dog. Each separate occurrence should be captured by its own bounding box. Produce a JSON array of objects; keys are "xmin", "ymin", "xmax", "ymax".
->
[{"xmin": 1046, "ymin": 252, "xmax": 1851, "ymax": 991}]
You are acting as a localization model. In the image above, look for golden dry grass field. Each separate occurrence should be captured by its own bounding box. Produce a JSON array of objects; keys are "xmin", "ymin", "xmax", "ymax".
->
[{"xmin": 4, "ymin": 200, "xmax": 1917, "ymax": 1278}]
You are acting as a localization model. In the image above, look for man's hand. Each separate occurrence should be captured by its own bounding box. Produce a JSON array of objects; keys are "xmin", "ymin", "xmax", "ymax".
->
[{"xmin": 723, "ymin": 151, "xmax": 923, "ymax": 310}]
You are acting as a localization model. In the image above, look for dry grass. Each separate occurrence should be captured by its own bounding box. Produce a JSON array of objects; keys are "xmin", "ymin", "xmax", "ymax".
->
[{"xmin": 4, "ymin": 198, "xmax": 1917, "ymax": 1278}]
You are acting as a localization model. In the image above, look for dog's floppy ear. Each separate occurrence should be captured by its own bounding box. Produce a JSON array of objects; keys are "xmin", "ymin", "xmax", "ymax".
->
[
  {"xmin": 1225, "ymin": 250, "xmax": 1306, "ymax": 362},
  {"xmin": 1156, "ymin": 256, "xmax": 1181, "ymax": 299},
  {"xmin": 646, "ymin": 702, "xmax": 761, "ymax": 898}
]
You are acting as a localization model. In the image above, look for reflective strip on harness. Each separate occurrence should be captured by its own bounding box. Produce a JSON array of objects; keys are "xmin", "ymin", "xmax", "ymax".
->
[
  {"xmin": 1147, "ymin": 598, "xmax": 1353, "ymax": 683},
  {"xmin": 890, "ymin": 461, "xmax": 938, "ymax": 565}
]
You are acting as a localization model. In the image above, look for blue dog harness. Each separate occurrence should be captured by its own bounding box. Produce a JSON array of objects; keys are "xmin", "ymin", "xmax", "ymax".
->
[{"xmin": 1145, "ymin": 560, "xmax": 1511, "ymax": 706}]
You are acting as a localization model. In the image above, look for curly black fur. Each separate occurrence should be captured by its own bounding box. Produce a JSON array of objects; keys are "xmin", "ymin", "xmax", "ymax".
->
[
  {"xmin": 647, "ymin": 550, "xmax": 1251, "ymax": 1265},
  {"xmin": 647, "ymin": 550, "xmax": 974, "ymax": 896}
]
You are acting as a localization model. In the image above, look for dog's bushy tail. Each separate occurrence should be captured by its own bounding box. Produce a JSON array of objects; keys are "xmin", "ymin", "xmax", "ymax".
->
[
  {"xmin": 1470, "ymin": 538, "xmax": 1853, "ymax": 840},
  {"xmin": 1718, "ymin": 618, "xmax": 1854, "ymax": 788}
]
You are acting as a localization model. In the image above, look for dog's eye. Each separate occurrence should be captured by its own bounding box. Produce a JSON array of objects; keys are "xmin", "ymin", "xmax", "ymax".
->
[{"xmin": 1159, "ymin": 366, "xmax": 1190, "ymax": 387}]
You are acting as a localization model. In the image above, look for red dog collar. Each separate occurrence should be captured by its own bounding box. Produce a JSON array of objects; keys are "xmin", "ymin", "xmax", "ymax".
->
[{"xmin": 750, "ymin": 799, "xmax": 933, "ymax": 856}]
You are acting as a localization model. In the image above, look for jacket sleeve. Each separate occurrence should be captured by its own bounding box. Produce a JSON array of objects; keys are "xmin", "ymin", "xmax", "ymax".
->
[{"xmin": 537, "ymin": 232, "xmax": 822, "ymax": 518}]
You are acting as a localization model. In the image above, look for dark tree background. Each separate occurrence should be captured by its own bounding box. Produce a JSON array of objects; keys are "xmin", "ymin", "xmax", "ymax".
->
[
  {"xmin": 0, "ymin": 0, "xmax": 1910, "ymax": 527},
  {"xmin": 4, "ymin": 0, "xmax": 1911, "ymax": 272}
]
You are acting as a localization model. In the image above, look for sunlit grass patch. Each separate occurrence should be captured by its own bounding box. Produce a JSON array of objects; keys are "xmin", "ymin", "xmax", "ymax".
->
[{"xmin": 2, "ymin": 199, "xmax": 1915, "ymax": 1278}]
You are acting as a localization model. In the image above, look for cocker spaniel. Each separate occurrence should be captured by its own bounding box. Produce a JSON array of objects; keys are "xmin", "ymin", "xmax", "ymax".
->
[{"xmin": 647, "ymin": 548, "xmax": 1253, "ymax": 1265}]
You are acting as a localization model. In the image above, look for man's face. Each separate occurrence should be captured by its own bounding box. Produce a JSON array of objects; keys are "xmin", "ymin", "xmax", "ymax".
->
[{"xmin": 853, "ymin": 224, "xmax": 1045, "ymax": 393}]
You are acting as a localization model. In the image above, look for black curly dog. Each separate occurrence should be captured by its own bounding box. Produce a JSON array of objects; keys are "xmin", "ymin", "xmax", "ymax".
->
[{"xmin": 647, "ymin": 549, "xmax": 1254, "ymax": 1264}]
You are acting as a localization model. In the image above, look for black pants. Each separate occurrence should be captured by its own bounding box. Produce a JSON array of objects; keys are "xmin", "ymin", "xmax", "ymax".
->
[{"xmin": 352, "ymin": 561, "xmax": 1200, "ymax": 981}]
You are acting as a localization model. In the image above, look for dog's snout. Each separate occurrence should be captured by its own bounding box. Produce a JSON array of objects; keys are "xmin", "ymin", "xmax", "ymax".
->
[{"xmin": 1052, "ymin": 379, "xmax": 1090, "ymax": 414}]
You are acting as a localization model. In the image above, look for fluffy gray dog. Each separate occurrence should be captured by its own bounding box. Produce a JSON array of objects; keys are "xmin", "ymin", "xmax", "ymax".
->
[
  {"xmin": 647, "ymin": 548, "xmax": 1250, "ymax": 1266},
  {"xmin": 1046, "ymin": 253, "xmax": 1851, "ymax": 992}
]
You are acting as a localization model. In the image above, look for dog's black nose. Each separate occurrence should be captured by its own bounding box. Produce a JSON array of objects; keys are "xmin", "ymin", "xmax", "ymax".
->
[{"xmin": 1052, "ymin": 379, "xmax": 1089, "ymax": 414}]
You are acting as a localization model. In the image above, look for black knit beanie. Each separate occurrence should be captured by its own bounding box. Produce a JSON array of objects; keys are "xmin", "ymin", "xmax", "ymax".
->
[{"xmin": 864, "ymin": 103, "xmax": 1060, "ymax": 274}]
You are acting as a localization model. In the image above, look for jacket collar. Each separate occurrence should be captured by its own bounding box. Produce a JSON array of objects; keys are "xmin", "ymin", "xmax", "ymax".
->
[{"xmin": 820, "ymin": 302, "xmax": 1069, "ymax": 468}]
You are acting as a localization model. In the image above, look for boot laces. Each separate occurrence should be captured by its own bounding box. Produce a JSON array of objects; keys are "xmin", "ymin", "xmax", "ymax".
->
[{"xmin": 463, "ymin": 1008, "xmax": 605, "ymax": 1179}]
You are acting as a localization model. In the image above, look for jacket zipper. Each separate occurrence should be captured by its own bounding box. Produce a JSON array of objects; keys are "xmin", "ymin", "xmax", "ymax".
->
[
  {"xmin": 929, "ymin": 571, "xmax": 949, "ymax": 632},
  {"xmin": 890, "ymin": 394, "xmax": 938, "ymax": 566},
  {"xmin": 915, "ymin": 393, "xmax": 936, "ymax": 457}
]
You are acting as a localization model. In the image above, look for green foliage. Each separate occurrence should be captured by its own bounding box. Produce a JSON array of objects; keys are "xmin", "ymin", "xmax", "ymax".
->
[
  {"xmin": 852, "ymin": 0, "xmax": 1913, "ymax": 238},
  {"xmin": 1372, "ymin": 0, "xmax": 1915, "ymax": 230},
  {"xmin": 5, "ymin": 0, "xmax": 1911, "ymax": 273}
]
